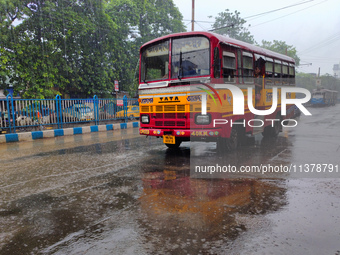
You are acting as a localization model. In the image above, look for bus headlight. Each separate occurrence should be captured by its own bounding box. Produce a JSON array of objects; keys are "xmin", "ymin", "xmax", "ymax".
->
[
  {"xmin": 195, "ymin": 114, "xmax": 211, "ymax": 125},
  {"xmin": 141, "ymin": 114, "xmax": 150, "ymax": 124}
]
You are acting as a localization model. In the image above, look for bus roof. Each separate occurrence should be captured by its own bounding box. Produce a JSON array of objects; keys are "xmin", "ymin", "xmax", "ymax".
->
[{"xmin": 141, "ymin": 31, "xmax": 295, "ymax": 64}]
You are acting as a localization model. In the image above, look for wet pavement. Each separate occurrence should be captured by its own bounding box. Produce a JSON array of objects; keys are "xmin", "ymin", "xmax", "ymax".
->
[{"xmin": 0, "ymin": 106, "xmax": 339, "ymax": 255}]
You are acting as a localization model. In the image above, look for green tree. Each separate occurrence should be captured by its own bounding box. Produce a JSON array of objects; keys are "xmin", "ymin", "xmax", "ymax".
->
[
  {"xmin": 123, "ymin": 0, "xmax": 186, "ymax": 95},
  {"xmin": 296, "ymin": 73, "xmax": 316, "ymax": 92},
  {"xmin": 0, "ymin": 0, "xmax": 118, "ymax": 98},
  {"xmin": 259, "ymin": 40, "xmax": 300, "ymax": 66},
  {"xmin": 319, "ymin": 74, "xmax": 340, "ymax": 92},
  {"xmin": 105, "ymin": 0, "xmax": 139, "ymax": 96},
  {"xmin": 135, "ymin": 0, "xmax": 185, "ymax": 45},
  {"xmin": 0, "ymin": 0, "xmax": 185, "ymax": 98},
  {"xmin": 210, "ymin": 9, "xmax": 255, "ymax": 44},
  {"xmin": 0, "ymin": 0, "xmax": 27, "ymax": 95}
]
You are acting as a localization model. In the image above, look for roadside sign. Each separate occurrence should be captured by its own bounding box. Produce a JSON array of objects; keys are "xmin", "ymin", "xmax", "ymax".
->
[
  {"xmin": 114, "ymin": 80, "xmax": 119, "ymax": 92},
  {"xmin": 316, "ymin": 79, "xmax": 321, "ymax": 86}
]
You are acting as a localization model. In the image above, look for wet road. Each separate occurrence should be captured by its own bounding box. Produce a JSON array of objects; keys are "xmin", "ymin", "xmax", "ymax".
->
[{"xmin": 0, "ymin": 106, "xmax": 339, "ymax": 255}]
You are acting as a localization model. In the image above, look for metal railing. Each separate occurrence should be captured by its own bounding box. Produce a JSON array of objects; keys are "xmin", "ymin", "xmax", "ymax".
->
[{"xmin": 0, "ymin": 95, "xmax": 138, "ymax": 133}]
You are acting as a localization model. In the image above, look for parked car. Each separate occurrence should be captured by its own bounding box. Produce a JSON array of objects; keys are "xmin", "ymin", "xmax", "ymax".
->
[
  {"xmin": 63, "ymin": 104, "xmax": 94, "ymax": 121},
  {"xmin": 99, "ymin": 102, "xmax": 123, "ymax": 118},
  {"xmin": 19, "ymin": 104, "xmax": 55, "ymax": 125},
  {"xmin": 0, "ymin": 111, "xmax": 7, "ymax": 128},
  {"xmin": 116, "ymin": 106, "xmax": 140, "ymax": 119},
  {"xmin": 1, "ymin": 110, "xmax": 16, "ymax": 126},
  {"xmin": 21, "ymin": 104, "xmax": 55, "ymax": 117}
]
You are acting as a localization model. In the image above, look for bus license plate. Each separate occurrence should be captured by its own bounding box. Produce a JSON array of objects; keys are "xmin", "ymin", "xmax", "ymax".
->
[{"xmin": 163, "ymin": 135, "xmax": 175, "ymax": 144}]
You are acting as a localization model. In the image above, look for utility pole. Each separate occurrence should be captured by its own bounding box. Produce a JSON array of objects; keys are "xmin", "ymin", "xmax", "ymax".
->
[{"xmin": 191, "ymin": 0, "xmax": 195, "ymax": 31}]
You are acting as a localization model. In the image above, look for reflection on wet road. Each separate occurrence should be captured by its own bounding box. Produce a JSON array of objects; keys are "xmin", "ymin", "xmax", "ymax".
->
[{"xmin": 0, "ymin": 106, "xmax": 339, "ymax": 254}]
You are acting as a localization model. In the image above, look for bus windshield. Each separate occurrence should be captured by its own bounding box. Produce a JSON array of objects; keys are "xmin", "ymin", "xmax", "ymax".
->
[
  {"xmin": 140, "ymin": 36, "xmax": 210, "ymax": 83},
  {"xmin": 171, "ymin": 36, "xmax": 210, "ymax": 79},
  {"xmin": 141, "ymin": 40, "xmax": 169, "ymax": 82}
]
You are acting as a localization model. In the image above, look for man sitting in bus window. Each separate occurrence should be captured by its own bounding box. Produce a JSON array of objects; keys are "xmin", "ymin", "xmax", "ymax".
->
[{"xmin": 254, "ymin": 66, "xmax": 261, "ymax": 78}]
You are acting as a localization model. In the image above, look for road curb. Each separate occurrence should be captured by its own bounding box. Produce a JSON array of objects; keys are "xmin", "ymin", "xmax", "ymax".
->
[{"xmin": 0, "ymin": 122, "xmax": 140, "ymax": 144}]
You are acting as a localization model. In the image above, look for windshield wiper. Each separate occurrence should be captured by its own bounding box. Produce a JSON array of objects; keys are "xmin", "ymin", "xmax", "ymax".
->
[{"xmin": 178, "ymin": 51, "xmax": 183, "ymax": 81}]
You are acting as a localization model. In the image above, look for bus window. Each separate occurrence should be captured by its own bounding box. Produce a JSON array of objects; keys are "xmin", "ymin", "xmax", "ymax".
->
[
  {"xmin": 274, "ymin": 60, "xmax": 282, "ymax": 85},
  {"xmin": 265, "ymin": 58, "xmax": 274, "ymax": 85},
  {"xmin": 289, "ymin": 64, "xmax": 295, "ymax": 85},
  {"xmin": 222, "ymin": 51, "xmax": 236, "ymax": 83},
  {"xmin": 141, "ymin": 40, "xmax": 169, "ymax": 82},
  {"xmin": 214, "ymin": 47, "xmax": 221, "ymax": 78},
  {"xmin": 243, "ymin": 52, "xmax": 253, "ymax": 83},
  {"xmin": 171, "ymin": 36, "xmax": 210, "ymax": 79},
  {"xmin": 237, "ymin": 50, "xmax": 242, "ymax": 83},
  {"xmin": 282, "ymin": 62, "xmax": 289, "ymax": 85}
]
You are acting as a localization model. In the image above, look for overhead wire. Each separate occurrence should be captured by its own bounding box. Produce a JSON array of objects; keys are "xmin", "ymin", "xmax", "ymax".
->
[
  {"xmin": 250, "ymin": 0, "xmax": 329, "ymax": 28},
  {"xmin": 191, "ymin": 0, "xmax": 329, "ymax": 32},
  {"xmin": 299, "ymin": 32, "xmax": 340, "ymax": 54},
  {"xmin": 244, "ymin": 0, "xmax": 315, "ymax": 21},
  {"xmin": 182, "ymin": 0, "xmax": 316, "ymax": 24},
  {"xmin": 194, "ymin": 21, "xmax": 209, "ymax": 31}
]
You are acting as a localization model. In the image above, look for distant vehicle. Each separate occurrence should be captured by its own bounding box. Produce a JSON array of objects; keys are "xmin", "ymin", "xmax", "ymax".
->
[
  {"xmin": 293, "ymin": 105, "xmax": 301, "ymax": 118},
  {"xmin": 311, "ymin": 89, "xmax": 338, "ymax": 106},
  {"xmin": 1, "ymin": 110, "xmax": 16, "ymax": 126},
  {"xmin": 21, "ymin": 104, "xmax": 55, "ymax": 117},
  {"xmin": 99, "ymin": 102, "xmax": 123, "ymax": 117},
  {"xmin": 19, "ymin": 104, "xmax": 55, "ymax": 124},
  {"xmin": 116, "ymin": 106, "xmax": 140, "ymax": 119},
  {"xmin": 63, "ymin": 104, "xmax": 94, "ymax": 121},
  {"xmin": 100, "ymin": 102, "xmax": 116, "ymax": 117}
]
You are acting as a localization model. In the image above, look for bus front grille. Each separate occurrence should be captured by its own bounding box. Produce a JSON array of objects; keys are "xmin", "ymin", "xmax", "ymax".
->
[{"xmin": 155, "ymin": 121, "xmax": 186, "ymax": 127}]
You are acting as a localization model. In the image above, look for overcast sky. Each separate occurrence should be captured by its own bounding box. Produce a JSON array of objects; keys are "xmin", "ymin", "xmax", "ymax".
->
[{"xmin": 172, "ymin": 0, "xmax": 340, "ymax": 76}]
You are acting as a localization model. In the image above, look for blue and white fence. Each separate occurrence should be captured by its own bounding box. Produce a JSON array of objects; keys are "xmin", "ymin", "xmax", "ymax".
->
[{"xmin": 0, "ymin": 95, "xmax": 138, "ymax": 133}]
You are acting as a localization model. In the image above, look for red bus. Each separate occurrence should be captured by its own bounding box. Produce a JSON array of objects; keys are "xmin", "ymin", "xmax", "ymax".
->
[{"xmin": 138, "ymin": 31, "xmax": 296, "ymax": 150}]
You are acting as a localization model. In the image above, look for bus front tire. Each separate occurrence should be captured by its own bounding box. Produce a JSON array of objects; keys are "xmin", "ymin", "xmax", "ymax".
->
[{"xmin": 165, "ymin": 140, "xmax": 182, "ymax": 149}]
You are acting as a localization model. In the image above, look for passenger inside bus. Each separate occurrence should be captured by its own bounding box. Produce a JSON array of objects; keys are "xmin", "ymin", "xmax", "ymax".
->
[
  {"xmin": 254, "ymin": 57, "xmax": 266, "ymax": 102},
  {"xmin": 254, "ymin": 66, "xmax": 261, "ymax": 78},
  {"xmin": 171, "ymin": 60, "xmax": 197, "ymax": 78}
]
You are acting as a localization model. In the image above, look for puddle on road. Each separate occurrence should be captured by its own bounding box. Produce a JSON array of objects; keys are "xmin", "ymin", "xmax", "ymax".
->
[{"xmin": 139, "ymin": 171, "xmax": 287, "ymax": 254}]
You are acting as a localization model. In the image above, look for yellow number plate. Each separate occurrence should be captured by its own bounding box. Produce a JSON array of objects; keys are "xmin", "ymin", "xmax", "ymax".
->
[{"xmin": 163, "ymin": 135, "xmax": 175, "ymax": 144}]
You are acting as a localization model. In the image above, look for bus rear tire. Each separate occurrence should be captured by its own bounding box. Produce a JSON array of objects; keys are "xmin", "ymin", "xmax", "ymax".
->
[
  {"xmin": 262, "ymin": 118, "xmax": 280, "ymax": 137},
  {"xmin": 216, "ymin": 128, "xmax": 239, "ymax": 152},
  {"xmin": 227, "ymin": 128, "xmax": 238, "ymax": 151}
]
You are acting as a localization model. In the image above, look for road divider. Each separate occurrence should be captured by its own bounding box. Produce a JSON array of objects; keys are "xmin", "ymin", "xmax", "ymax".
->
[{"xmin": 0, "ymin": 122, "xmax": 140, "ymax": 144}]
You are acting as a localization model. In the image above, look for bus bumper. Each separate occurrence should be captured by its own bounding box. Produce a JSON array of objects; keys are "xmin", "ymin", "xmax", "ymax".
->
[{"xmin": 139, "ymin": 128, "xmax": 222, "ymax": 139}]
